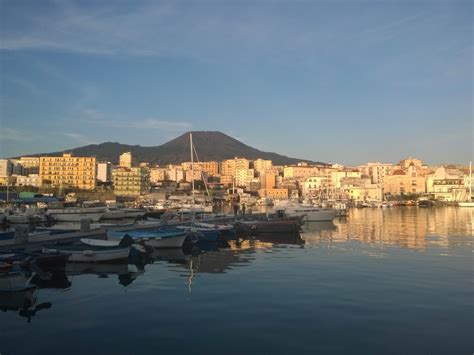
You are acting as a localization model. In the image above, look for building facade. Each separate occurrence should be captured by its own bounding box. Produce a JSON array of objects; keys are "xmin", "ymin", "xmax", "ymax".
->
[
  {"xmin": 112, "ymin": 167, "xmax": 150, "ymax": 196},
  {"xmin": 39, "ymin": 154, "xmax": 96, "ymax": 190},
  {"xmin": 119, "ymin": 152, "xmax": 133, "ymax": 168}
]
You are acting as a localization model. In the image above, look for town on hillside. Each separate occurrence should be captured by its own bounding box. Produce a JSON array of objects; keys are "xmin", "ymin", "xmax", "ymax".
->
[{"xmin": 0, "ymin": 152, "xmax": 471, "ymax": 207}]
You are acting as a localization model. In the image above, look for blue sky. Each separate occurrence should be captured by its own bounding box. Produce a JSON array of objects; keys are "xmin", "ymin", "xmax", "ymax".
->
[{"xmin": 0, "ymin": 0, "xmax": 472, "ymax": 165}]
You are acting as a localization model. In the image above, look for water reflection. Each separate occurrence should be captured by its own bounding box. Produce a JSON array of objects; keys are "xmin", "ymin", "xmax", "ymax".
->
[
  {"xmin": 301, "ymin": 207, "xmax": 474, "ymax": 250},
  {"xmin": 65, "ymin": 263, "xmax": 143, "ymax": 287}
]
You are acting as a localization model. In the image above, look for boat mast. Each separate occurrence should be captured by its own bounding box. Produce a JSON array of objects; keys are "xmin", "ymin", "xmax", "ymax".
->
[
  {"xmin": 470, "ymin": 161, "xmax": 472, "ymax": 201},
  {"xmin": 190, "ymin": 133, "xmax": 195, "ymax": 205}
]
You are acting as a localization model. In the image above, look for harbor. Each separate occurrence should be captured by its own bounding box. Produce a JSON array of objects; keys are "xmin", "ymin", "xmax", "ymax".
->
[{"xmin": 0, "ymin": 207, "xmax": 472, "ymax": 355}]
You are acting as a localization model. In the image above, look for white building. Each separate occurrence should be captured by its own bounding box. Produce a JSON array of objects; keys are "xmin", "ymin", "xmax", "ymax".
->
[
  {"xmin": 15, "ymin": 174, "xmax": 41, "ymax": 187},
  {"xmin": 97, "ymin": 161, "xmax": 112, "ymax": 182},
  {"xmin": 0, "ymin": 159, "xmax": 12, "ymax": 177}
]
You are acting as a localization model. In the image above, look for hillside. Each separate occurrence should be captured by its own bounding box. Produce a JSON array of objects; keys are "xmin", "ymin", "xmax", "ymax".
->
[{"xmin": 23, "ymin": 131, "xmax": 323, "ymax": 165}]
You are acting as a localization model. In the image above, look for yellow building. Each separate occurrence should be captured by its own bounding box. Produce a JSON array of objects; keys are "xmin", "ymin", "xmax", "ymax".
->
[
  {"xmin": 260, "ymin": 173, "xmax": 276, "ymax": 189},
  {"xmin": 19, "ymin": 157, "xmax": 40, "ymax": 169},
  {"xmin": 221, "ymin": 158, "xmax": 249, "ymax": 176},
  {"xmin": 258, "ymin": 188, "xmax": 289, "ymax": 199},
  {"xmin": 220, "ymin": 175, "xmax": 234, "ymax": 187},
  {"xmin": 112, "ymin": 166, "xmax": 150, "ymax": 196},
  {"xmin": 40, "ymin": 153, "xmax": 96, "ymax": 190},
  {"xmin": 254, "ymin": 159, "xmax": 272, "ymax": 174},
  {"xmin": 383, "ymin": 167, "xmax": 426, "ymax": 196},
  {"xmin": 201, "ymin": 161, "xmax": 219, "ymax": 176},
  {"xmin": 119, "ymin": 152, "xmax": 133, "ymax": 168},
  {"xmin": 283, "ymin": 166, "xmax": 320, "ymax": 179}
]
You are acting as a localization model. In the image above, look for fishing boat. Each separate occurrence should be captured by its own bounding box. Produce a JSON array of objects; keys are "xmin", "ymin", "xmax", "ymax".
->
[
  {"xmin": 107, "ymin": 228, "xmax": 187, "ymax": 248},
  {"xmin": 0, "ymin": 266, "xmax": 35, "ymax": 292},
  {"xmin": 42, "ymin": 245, "xmax": 130, "ymax": 263},
  {"xmin": 0, "ymin": 252, "xmax": 69, "ymax": 271},
  {"xmin": 46, "ymin": 206, "xmax": 106, "ymax": 222},
  {"xmin": 459, "ymin": 161, "xmax": 474, "ymax": 207}
]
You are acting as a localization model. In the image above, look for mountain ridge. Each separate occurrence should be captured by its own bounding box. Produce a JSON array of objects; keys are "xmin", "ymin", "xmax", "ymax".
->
[{"xmin": 17, "ymin": 131, "xmax": 325, "ymax": 166}]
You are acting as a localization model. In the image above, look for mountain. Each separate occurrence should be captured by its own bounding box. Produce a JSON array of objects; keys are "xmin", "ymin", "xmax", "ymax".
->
[{"xmin": 23, "ymin": 131, "xmax": 324, "ymax": 165}]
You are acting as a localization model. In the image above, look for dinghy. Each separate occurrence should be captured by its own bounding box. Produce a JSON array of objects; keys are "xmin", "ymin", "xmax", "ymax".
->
[{"xmin": 42, "ymin": 245, "xmax": 130, "ymax": 263}]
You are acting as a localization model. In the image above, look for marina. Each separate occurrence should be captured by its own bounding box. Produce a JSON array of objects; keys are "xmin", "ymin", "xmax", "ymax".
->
[{"xmin": 0, "ymin": 207, "xmax": 472, "ymax": 354}]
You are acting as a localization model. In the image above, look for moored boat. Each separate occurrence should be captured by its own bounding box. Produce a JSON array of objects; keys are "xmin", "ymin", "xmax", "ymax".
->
[
  {"xmin": 107, "ymin": 228, "xmax": 186, "ymax": 248},
  {"xmin": 46, "ymin": 207, "xmax": 106, "ymax": 222},
  {"xmin": 42, "ymin": 245, "xmax": 130, "ymax": 263}
]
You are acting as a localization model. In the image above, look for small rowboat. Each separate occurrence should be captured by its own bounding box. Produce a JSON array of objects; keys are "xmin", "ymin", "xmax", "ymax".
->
[
  {"xmin": 80, "ymin": 238, "xmax": 148, "ymax": 253},
  {"xmin": 42, "ymin": 245, "xmax": 130, "ymax": 263}
]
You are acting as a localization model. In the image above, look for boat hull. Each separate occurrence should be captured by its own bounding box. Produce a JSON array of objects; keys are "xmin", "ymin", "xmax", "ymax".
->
[
  {"xmin": 42, "ymin": 247, "xmax": 129, "ymax": 263},
  {"xmin": 458, "ymin": 202, "xmax": 474, "ymax": 207},
  {"xmin": 143, "ymin": 234, "xmax": 187, "ymax": 248},
  {"xmin": 49, "ymin": 212, "xmax": 104, "ymax": 222}
]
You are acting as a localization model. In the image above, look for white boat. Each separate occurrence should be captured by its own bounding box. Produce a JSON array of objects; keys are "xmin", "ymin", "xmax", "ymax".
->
[
  {"xmin": 80, "ymin": 238, "xmax": 148, "ymax": 253},
  {"xmin": 101, "ymin": 208, "xmax": 126, "ymax": 220},
  {"xmin": 0, "ymin": 268, "xmax": 35, "ymax": 292},
  {"xmin": 140, "ymin": 234, "xmax": 186, "ymax": 248},
  {"xmin": 123, "ymin": 208, "xmax": 147, "ymax": 218},
  {"xmin": 274, "ymin": 202, "xmax": 337, "ymax": 221},
  {"xmin": 459, "ymin": 161, "xmax": 474, "ymax": 207},
  {"xmin": 193, "ymin": 222, "xmax": 235, "ymax": 232},
  {"xmin": 46, "ymin": 207, "xmax": 106, "ymax": 222},
  {"xmin": 42, "ymin": 245, "xmax": 129, "ymax": 263}
]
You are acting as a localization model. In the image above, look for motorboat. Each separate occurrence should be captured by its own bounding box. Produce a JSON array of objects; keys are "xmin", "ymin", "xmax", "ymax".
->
[
  {"xmin": 42, "ymin": 244, "xmax": 130, "ymax": 263},
  {"xmin": 273, "ymin": 201, "xmax": 337, "ymax": 222},
  {"xmin": 46, "ymin": 206, "xmax": 106, "ymax": 222}
]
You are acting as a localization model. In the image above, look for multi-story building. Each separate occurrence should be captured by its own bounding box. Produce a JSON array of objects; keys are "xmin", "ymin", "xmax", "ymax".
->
[
  {"xmin": 426, "ymin": 167, "xmax": 466, "ymax": 202},
  {"xmin": 201, "ymin": 161, "xmax": 219, "ymax": 176},
  {"xmin": 221, "ymin": 158, "xmax": 249, "ymax": 176},
  {"xmin": 97, "ymin": 161, "xmax": 112, "ymax": 183},
  {"xmin": 383, "ymin": 165, "xmax": 426, "ymax": 196},
  {"xmin": 358, "ymin": 162, "xmax": 394, "ymax": 185},
  {"xmin": 19, "ymin": 157, "xmax": 40, "ymax": 175},
  {"xmin": 39, "ymin": 153, "xmax": 96, "ymax": 190},
  {"xmin": 254, "ymin": 159, "xmax": 272, "ymax": 175},
  {"xmin": 283, "ymin": 166, "xmax": 320, "ymax": 179},
  {"xmin": 260, "ymin": 173, "xmax": 276, "ymax": 189},
  {"xmin": 235, "ymin": 168, "xmax": 254, "ymax": 187},
  {"xmin": 112, "ymin": 166, "xmax": 150, "ymax": 196},
  {"xmin": 119, "ymin": 152, "xmax": 133, "ymax": 168},
  {"xmin": 15, "ymin": 174, "xmax": 41, "ymax": 187},
  {"xmin": 302, "ymin": 176, "xmax": 329, "ymax": 196},
  {"xmin": 149, "ymin": 167, "xmax": 167, "ymax": 183},
  {"xmin": 0, "ymin": 159, "xmax": 12, "ymax": 177},
  {"xmin": 258, "ymin": 188, "xmax": 289, "ymax": 200}
]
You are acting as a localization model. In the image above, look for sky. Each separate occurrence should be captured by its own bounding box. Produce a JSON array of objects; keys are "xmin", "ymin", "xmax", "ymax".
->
[{"xmin": 0, "ymin": 0, "xmax": 472, "ymax": 166}]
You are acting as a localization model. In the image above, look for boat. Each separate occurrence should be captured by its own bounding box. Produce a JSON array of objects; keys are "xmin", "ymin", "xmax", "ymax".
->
[
  {"xmin": 107, "ymin": 228, "xmax": 186, "ymax": 248},
  {"xmin": 42, "ymin": 245, "xmax": 130, "ymax": 263},
  {"xmin": 459, "ymin": 161, "xmax": 474, "ymax": 207},
  {"xmin": 100, "ymin": 208, "xmax": 126, "ymax": 220},
  {"xmin": 46, "ymin": 206, "xmax": 106, "ymax": 222},
  {"xmin": 179, "ymin": 227, "xmax": 221, "ymax": 242},
  {"xmin": 80, "ymin": 238, "xmax": 148, "ymax": 254},
  {"xmin": 273, "ymin": 202, "xmax": 337, "ymax": 222},
  {"xmin": 0, "ymin": 252, "xmax": 69, "ymax": 271},
  {"xmin": 0, "ymin": 230, "xmax": 16, "ymax": 246},
  {"xmin": 0, "ymin": 266, "xmax": 35, "ymax": 292}
]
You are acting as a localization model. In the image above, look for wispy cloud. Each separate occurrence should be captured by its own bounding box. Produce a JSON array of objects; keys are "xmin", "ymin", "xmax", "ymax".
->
[
  {"xmin": 0, "ymin": 128, "xmax": 34, "ymax": 142},
  {"xmin": 62, "ymin": 133, "xmax": 96, "ymax": 145},
  {"xmin": 94, "ymin": 118, "xmax": 192, "ymax": 132}
]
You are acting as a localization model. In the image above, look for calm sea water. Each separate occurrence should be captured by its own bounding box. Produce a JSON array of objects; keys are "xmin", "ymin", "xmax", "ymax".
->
[{"xmin": 1, "ymin": 208, "xmax": 473, "ymax": 355}]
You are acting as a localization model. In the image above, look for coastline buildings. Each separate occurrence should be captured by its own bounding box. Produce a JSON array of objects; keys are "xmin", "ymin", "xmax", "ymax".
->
[
  {"xmin": 39, "ymin": 153, "xmax": 96, "ymax": 190},
  {"xmin": 119, "ymin": 152, "xmax": 133, "ymax": 169},
  {"xmin": 112, "ymin": 166, "xmax": 150, "ymax": 197},
  {"xmin": 97, "ymin": 161, "xmax": 112, "ymax": 183}
]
